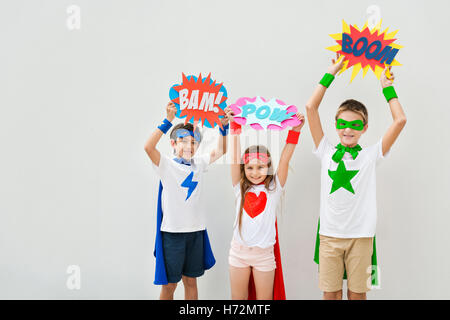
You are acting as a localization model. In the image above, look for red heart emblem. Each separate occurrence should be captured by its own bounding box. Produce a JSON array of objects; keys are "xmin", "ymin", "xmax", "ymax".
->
[{"xmin": 243, "ymin": 191, "xmax": 267, "ymax": 218}]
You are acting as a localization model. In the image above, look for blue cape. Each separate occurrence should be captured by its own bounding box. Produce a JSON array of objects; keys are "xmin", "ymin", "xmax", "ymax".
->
[{"xmin": 153, "ymin": 158, "xmax": 216, "ymax": 285}]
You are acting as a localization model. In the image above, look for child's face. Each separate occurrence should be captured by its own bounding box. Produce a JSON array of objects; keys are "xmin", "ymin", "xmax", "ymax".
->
[
  {"xmin": 171, "ymin": 136, "xmax": 199, "ymax": 160},
  {"xmin": 335, "ymin": 110, "xmax": 368, "ymax": 147},
  {"xmin": 244, "ymin": 159, "xmax": 269, "ymax": 185}
]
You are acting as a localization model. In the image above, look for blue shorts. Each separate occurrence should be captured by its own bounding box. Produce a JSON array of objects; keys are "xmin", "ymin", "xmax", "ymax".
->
[{"xmin": 162, "ymin": 231, "xmax": 205, "ymax": 283}]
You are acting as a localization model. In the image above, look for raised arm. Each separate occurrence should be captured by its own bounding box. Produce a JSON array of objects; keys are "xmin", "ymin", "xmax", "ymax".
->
[
  {"xmin": 144, "ymin": 102, "xmax": 177, "ymax": 166},
  {"xmin": 305, "ymin": 53, "xmax": 344, "ymax": 148},
  {"xmin": 380, "ymin": 66, "xmax": 407, "ymax": 156},
  {"xmin": 277, "ymin": 113, "xmax": 305, "ymax": 187},
  {"xmin": 209, "ymin": 107, "xmax": 232, "ymax": 164},
  {"xmin": 229, "ymin": 118, "xmax": 242, "ymax": 187}
]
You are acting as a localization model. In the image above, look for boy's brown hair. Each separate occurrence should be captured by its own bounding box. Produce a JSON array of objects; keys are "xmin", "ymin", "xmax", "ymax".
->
[
  {"xmin": 169, "ymin": 123, "xmax": 202, "ymax": 142},
  {"xmin": 335, "ymin": 99, "xmax": 368, "ymax": 125}
]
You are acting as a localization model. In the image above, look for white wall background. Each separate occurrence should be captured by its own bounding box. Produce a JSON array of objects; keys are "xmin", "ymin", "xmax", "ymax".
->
[{"xmin": 0, "ymin": 0, "xmax": 449, "ymax": 299}]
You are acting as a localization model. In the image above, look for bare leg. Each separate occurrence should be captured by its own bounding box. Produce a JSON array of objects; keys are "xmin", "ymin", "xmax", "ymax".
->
[
  {"xmin": 347, "ymin": 289, "xmax": 367, "ymax": 300},
  {"xmin": 182, "ymin": 276, "xmax": 198, "ymax": 300},
  {"xmin": 323, "ymin": 290, "xmax": 343, "ymax": 300},
  {"xmin": 252, "ymin": 269, "xmax": 275, "ymax": 300},
  {"xmin": 160, "ymin": 282, "xmax": 177, "ymax": 300},
  {"xmin": 229, "ymin": 265, "xmax": 251, "ymax": 299}
]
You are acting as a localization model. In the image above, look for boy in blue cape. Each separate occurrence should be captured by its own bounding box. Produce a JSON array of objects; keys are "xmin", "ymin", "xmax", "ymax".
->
[{"xmin": 144, "ymin": 102, "xmax": 231, "ymax": 300}]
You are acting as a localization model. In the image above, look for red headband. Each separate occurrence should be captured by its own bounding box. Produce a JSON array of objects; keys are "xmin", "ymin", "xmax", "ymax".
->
[{"xmin": 243, "ymin": 152, "xmax": 269, "ymax": 164}]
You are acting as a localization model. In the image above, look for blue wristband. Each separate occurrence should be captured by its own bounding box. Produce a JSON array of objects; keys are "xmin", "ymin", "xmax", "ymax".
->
[
  {"xmin": 157, "ymin": 118, "xmax": 173, "ymax": 134},
  {"xmin": 219, "ymin": 123, "xmax": 229, "ymax": 136}
]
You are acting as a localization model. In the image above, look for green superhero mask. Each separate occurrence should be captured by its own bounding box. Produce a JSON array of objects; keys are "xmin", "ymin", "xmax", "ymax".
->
[{"xmin": 336, "ymin": 118, "xmax": 365, "ymax": 131}]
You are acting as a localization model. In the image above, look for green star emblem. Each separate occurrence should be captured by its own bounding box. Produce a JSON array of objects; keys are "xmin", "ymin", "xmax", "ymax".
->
[{"xmin": 328, "ymin": 161, "xmax": 359, "ymax": 194}]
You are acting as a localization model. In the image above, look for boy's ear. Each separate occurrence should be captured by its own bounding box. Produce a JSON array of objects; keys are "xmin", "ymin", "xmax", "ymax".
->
[
  {"xmin": 170, "ymin": 139, "xmax": 178, "ymax": 156},
  {"xmin": 362, "ymin": 124, "xmax": 369, "ymax": 133}
]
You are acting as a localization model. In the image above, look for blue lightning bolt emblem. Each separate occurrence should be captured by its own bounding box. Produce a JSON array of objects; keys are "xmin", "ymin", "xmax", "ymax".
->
[{"xmin": 181, "ymin": 172, "xmax": 198, "ymax": 201}]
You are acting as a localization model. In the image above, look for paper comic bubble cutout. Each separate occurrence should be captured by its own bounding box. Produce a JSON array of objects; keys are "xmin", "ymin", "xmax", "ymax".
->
[
  {"xmin": 169, "ymin": 73, "xmax": 227, "ymax": 129},
  {"xmin": 229, "ymin": 96, "xmax": 301, "ymax": 131},
  {"xmin": 327, "ymin": 20, "xmax": 402, "ymax": 82}
]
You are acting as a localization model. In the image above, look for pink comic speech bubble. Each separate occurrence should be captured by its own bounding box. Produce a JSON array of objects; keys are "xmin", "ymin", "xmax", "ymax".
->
[{"xmin": 229, "ymin": 96, "xmax": 301, "ymax": 130}]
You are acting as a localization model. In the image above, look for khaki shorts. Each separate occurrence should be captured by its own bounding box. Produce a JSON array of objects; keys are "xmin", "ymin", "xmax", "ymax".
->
[{"xmin": 318, "ymin": 235, "xmax": 373, "ymax": 293}]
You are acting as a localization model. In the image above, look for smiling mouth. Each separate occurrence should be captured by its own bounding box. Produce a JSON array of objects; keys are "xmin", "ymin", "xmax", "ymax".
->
[{"xmin": 343, "ymin": 134, "xmax": 354, "ymax": 138}]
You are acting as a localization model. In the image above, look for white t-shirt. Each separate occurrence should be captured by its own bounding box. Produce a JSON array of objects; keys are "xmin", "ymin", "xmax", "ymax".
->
[
  {"xmin": 232, "ymin": 174, "xmax": 284, "ymax": 248},
  {"xmin": 152, "ymin": 153, "xmax": 210, "ymax": 232},
  {"xmin": 313, "ymin": 135, "xmax": 389, "ymax": 238}
]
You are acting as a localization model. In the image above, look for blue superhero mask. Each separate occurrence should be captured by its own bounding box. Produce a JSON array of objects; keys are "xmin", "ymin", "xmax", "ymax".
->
[{"xmin": 175, "ymin": 128, "xmax": 201, "ymax": 142}]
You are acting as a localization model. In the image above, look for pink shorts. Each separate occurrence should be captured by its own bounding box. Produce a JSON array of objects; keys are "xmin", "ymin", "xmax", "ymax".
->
[{"xmin": 228, "ymin": 239, "xmax": 276, "ymax": 272}]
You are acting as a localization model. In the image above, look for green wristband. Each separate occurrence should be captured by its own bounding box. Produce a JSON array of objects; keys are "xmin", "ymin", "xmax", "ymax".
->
[
  {"xmin": 319, "ymin": 73, "xmax": 335, "ymax": 88},
  {"xmin": 383, "ymin": 86, "xmax": 398, "ymax": 102}
]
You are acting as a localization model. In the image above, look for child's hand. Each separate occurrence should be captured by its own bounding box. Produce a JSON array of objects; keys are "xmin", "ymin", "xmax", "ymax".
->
[
  {"xmin": 166, "ymin": 102, "xmax": 177, "ymax": 122},
  {"xmin": 381, "ymin": 66, "xmax": 395, "ymax": 88},
  {"xmin": 327, "ymin": 53, "xmax": 345, "ymax": 76},
  {"xmin": 221, "ymin": 106, "xmax": 234, "ymax": 125},
  {"xmin": 291, "ymin": 112, "xmax": 305, "ymax": 132}
]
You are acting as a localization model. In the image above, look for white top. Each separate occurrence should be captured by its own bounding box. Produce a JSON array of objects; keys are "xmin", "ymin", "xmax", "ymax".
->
[
  {"xmin": 232, "ymin": 174, "xmax": 284, "ymax": 248},
  {"xmin": 313, "ymin": 135, "xmax": 389, "ymax": 238},
  {"xmin": 152, "ymin": 153, "xmax": 210, "ymax": 232}
]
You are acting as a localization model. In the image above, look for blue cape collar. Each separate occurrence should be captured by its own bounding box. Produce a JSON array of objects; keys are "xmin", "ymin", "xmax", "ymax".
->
[{"xmin": 173, "ymin": 157, "xmax": 192, "ymax": 166}]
